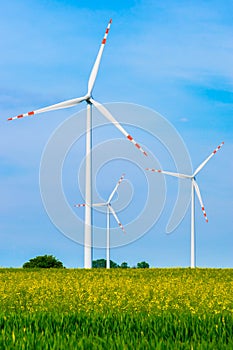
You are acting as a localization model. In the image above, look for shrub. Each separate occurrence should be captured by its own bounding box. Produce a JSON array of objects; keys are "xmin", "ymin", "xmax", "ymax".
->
[{"xmin": 23, "ymin": 255, "xmax": 64, "ymax": 268}]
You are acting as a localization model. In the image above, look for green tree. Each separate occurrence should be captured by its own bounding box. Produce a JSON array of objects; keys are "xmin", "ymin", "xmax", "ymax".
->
[
  {"xmin": 92, "ymin": 259, "xmax": 106, "ymax": 268},
  {"xmin": 137, "ymin": 261, "xmax": 149, "ymax": 268},
  {"xmin": 110, "ymin": 260, "xmax": 118, "ymax": 268},
  {"xmin": 92, "ymin": 259, "xmax": 119, "ymax": 268},
  {"xmin": 23, "ymin": 255, "xmax": 64, "ymax": 268},
  {"xmin": 120, "ymin": 262, "xmax": 129, "ymax": 268}
]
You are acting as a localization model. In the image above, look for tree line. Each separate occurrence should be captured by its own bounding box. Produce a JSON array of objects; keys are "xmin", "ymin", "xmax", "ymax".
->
[
  {"xmin": 92, "ymin": 259, "xmax": 149, "ymax": 269},
  {"xmin": 22, "ymin": 255, "xmax": 150, "ymax": 269}
]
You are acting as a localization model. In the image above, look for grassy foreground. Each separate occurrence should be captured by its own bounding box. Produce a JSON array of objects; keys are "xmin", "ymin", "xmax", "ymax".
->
[{"xmin": 0, "ymin": 268, "xmax": 232, "ymax": 349}]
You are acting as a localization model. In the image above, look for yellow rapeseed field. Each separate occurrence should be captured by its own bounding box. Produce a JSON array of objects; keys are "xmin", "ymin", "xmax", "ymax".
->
[{"xmin": 1, "ymin": 268, "xmax": 232, "ymax": 315}]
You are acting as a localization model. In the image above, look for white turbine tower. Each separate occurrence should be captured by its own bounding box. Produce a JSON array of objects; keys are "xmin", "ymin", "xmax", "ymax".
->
[
  {"xmin": 146, "ymin": 142, "xmax": 224, "ymax": 268},
  {"xmin": 7, "ymin": 20, "xmax": 147, "ymax": 268},
  {"xmin": 75, "ymin": 174, "xmax": 126, "ymax": 269}
]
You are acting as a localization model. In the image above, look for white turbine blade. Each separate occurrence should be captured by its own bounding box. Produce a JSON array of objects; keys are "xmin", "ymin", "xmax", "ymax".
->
[
  {"xmin": 108, "ymin": 205, "xmax": 126, "ymax": 233},
  {"xmin": 193, "ymin": 179, "xmax": 208, "ymax": 223},
  {"xmin": 107, "ymin": 173, "xmax": 125, "ymax": 203},
  {"xmin": 92, "ymin": 202, "xmax": 107, "ymax": 207},
  {"xmin": 74, "ymin": 203, "xmax": 87, "ymax": 207},
  {"xmin": 91, "ymin": 98, "xmax": 148, "ymax": 156},
  {"xmin": 87, "ymin": 19, "xmax": 112, "ymax": 96},
  {"xmin": 193, "ymin": 142, "xmax": 224, "ymax": 177},
  {"xmin": 146, "ymin": 168, "xmax": 190, "ymax": 179},
  {"xmin": 7, "ymin": 96, "xmax": 86, "ymax": 121},
  {"xmin": 75, "ymin": 202, "xmax": 106, "ymax": 208}
]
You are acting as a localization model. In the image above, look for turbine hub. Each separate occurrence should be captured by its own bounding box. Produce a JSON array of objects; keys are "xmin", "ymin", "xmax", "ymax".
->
[{"xmin": 86, "ymin": 96, "xmax": 92, "ymax": 104}]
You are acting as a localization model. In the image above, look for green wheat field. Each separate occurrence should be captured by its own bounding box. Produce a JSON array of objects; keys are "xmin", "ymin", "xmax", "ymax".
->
[{"xmin": 0, "ymin": 268, "xmax": 232, "ymax": 349}]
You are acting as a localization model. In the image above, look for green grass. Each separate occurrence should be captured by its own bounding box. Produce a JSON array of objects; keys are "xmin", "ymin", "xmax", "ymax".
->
[{"xmin": 0, "ymin": 312, "xmax": 232, "ymax": 349}]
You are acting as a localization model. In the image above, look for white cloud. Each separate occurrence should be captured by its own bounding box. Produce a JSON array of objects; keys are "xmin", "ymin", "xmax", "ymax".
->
[{"xmin": 179, "ymin": 117, "xmax": 189, "ymax": 123}]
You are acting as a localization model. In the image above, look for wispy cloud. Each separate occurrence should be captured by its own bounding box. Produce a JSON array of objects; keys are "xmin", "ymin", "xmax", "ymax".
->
[{"xmin": 179, "ymin": 117, "xmax": 189, "ymax": 123}]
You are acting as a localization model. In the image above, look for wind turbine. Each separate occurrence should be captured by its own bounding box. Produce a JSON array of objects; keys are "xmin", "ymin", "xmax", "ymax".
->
[
  {"xmin": 75, "ymin": 173, "xmax": 126, "ymax": 269},
  {"xmin": 146, "ymin": 142, "xmax": 224, "ymax": 268},
  {"xmin": 7, "ymin": 20, "xmax": 147, "ymax": 268}
]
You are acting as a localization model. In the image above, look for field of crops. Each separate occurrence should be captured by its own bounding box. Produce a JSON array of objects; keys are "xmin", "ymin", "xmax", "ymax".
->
[{"xmin": 0, "ymin": 268, "xmax": 232, "ymax": 349}]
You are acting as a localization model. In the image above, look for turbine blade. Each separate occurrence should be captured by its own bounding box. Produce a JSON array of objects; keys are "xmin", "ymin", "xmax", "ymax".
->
[
  {"xmin": 193, "ymin": 179, "xmax": 208, "ymax": 223},
  {"xmin": 146, "ymin": 168, "xmax": 190, "ymax": 179},
  {"xmin": 74, "ymin": 202, "xmax": 106, "ymax": 207},
  {"xmin": 87, "ymin": 19, "xmax": 112, "ymax": 96},
  {"xmin": 7, "ymin": 96, "xmax": 86, "ymax": 121},
  {"xmin": 108, "ymin": 205, "xmax": 126, "ymax": 233},
  {"xmin": 193, "ymin": 142, "xmax": 224, "ymax": 177},
  {"xmin": 91, "ymin": 98, "xmax": 148, "ymax": 156},
  {"xmin": 107, "ymin": 173, "xmax": 125, "ymax": 203},
  {"xmin": 92, "ymin": 203, "xmax": 107, "ymax": 207}
]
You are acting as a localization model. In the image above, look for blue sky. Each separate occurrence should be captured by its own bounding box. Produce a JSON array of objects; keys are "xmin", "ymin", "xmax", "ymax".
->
[{"xmin": 0, "ymin": 0, "xmax": 232, "ymax": 268}]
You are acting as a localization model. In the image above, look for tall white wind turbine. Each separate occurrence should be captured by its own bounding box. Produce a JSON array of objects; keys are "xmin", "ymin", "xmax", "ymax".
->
[
  {"xmin": 146, "ymin": 142, "xmax": 224, "ymax": 268},
  {"xmin": 75, "ymin": 174, "xmax": 126, "ymax": 269},
  {"xmin": 7, "ymin": 20, "xmax": 147, "ymax": 268}
]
